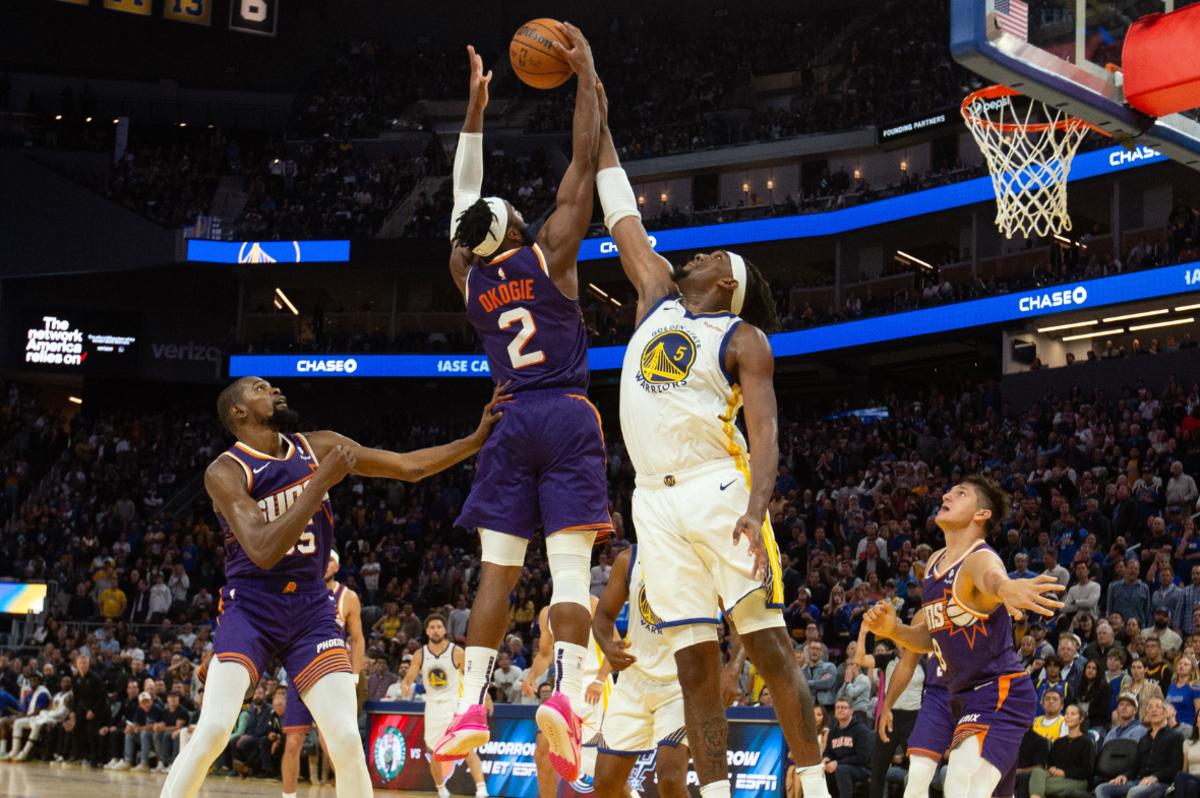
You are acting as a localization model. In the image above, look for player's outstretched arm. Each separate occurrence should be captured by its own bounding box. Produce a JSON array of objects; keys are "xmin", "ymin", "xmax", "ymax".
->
[
  {"xmin": 521, "ymin": 606, "xmax": 554, "ymax": 697},
  {"xmin": 305, "ymin": 384, "xmax": 510, "ymax": 482},
  {"xmin": 725, "ymin": 323, "xmax": 779, "ymax": 580},
  {"xmin": 594, "ymin": 80, "xmax": 676, "ymax": 322},
  {"xmin": 962, "ymin": 551, "xmax": 1065, "ymax": 618},
  {"xmin": 862, "ymin": 602, "xmax": 933, "ymax": 654},
  {"xmin": 397, "ymin": 647, "xmax": 423, "ymax": 699},
  {"xmin": 449, "ymin": 45, "xmax": 492, "ymax": 296},
  {"xmin": 204, "ymin": 445, "xmax": 355, "ymax": 570},
  {"xmin": 343, "ymin": 589, "xmax": 366, "ymax": 675},
  {"xmin": 536, "ymin": 22, "xmax": 598, "ymax": 299},
  {"xmin": 593, "ymin": 549, "xmax": 636, "ymax": 672}
]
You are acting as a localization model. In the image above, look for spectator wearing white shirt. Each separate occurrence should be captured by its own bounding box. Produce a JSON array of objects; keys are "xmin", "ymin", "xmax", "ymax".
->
[
  {"xmin": 447, "ymin": 596, "xmax": 470, "ymax": 644},
  {"xmin": 1168, "ymin": 462, "xmax": 1199, "ymax": 508},
  {"xmin": 490, "ymin": 653, "xmax": 525, "ymax": 704},
  {"xmin": 167, "ymin": 564, "xmax": 189, "ymax": 605},
  {"xmin": 1063, "ymin": 562, "xmax": 1101, "ymax": 618},
  {"xmin": 148, "ymin": 573, "xmax": 172, "ymax": 622}
]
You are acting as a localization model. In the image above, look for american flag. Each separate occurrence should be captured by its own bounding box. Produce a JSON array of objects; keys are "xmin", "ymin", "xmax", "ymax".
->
[{"xmin": 995, "ymin": 0, "xmax": 1029, "ymax": 40}]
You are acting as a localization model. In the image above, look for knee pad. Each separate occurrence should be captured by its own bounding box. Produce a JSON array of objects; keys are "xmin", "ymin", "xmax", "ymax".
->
[
  {"xmin": 480, "ymin": 529, "xmax": 529, "ymax": 567},
  {"xmin": 903, "ymin": 753, "xmax": 938, "ymax": 798},
  {"xmin": 546, "ymin": 530, "xmax": 596, "ymax": 609},
  {"xmin": 728, "ymin": 593, "xmax": 786, "ymax": 636},
  {"xmin": 662, "ymin": 622, "xmax": 719, "ymax": 656}
]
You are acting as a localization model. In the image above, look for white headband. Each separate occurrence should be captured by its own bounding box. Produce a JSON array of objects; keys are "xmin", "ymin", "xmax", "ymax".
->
[
  {"xmin": 472, "ymin": 197, "xmax": 509, "ymax": 258},
  {"xmin": 727, "ymin": 251, "xmax": 747, "ymax": 316}
]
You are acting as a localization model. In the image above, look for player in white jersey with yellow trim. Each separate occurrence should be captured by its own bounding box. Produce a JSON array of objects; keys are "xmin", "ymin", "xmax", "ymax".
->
[
  {"xmin": 397, "ymin": 614, "xmax": 488, "ymax": 798},
  {"xmin": 591, "ymin": 545, "xmax": 689, "ymax": 798},
  {"xmin": 522, "ymin": 598, "xmax": 611, "ymax": 797},
  {"xmin": 590, "ymin": 80, "xmax": 832, "ymax": 798}
]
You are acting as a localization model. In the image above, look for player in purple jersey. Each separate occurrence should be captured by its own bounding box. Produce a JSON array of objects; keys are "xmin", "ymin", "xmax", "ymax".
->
[
  {"xmin": 432, "ymin": 32, "xmax": 612, "ymax": 782},
  {"xmin": 863, "ymin": 476, "xmax": 1064, "ymax": 798},
  {"xmin": 161, "ymin": 376, "xmax": 506, "ymax": 798}
]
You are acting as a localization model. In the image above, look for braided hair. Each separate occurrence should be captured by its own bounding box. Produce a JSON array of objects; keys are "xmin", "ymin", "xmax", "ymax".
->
[
  {"xmin": 452, "ymin": 198, "xmax": 503, "ymax": 254},
  {"xmin": 738, "ymin": 257, "xmax": 781, "ymax": 334}
]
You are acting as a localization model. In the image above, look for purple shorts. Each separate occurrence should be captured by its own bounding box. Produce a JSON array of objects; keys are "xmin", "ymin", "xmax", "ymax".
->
[
  {"xmin": 455, "ymin": 388, "xmax": 612, "ymax": 539},
  {"xmin": 283, "ymin": 679, "xmax": 314, "ymax": 734},
  {"xmin": 950, "ymin": 673, "xmax": 1037, "ymax": 798},
  {"xmin": 213, "ymin": 582, "xmax": 350, "ymax": 699},
  {"xmin": 906, "ymin": 682, "xmax": 954, "ymax": 763}
]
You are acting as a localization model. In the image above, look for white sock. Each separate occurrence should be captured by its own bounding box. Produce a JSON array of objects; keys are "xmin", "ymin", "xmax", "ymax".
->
[
  {"xmin": 283, "ymin": 793, "xmax": 297, "ymax": 798},
  {"xmin": 457, "ymin": 646, "xmax": 497, "ymax": 713},
  {"xmin": 798, "ymin": 763, "xmax": 832, "ymax": 798},
  {"xmin": 553, "ymin": 641, "xmax": 588, "ymax": 701},
  {"xmin": 700, "ymin": 780, "xmax": 731, "ymax": 798},
  {"xmin": 904, "ymin": 755, "xmax": 938, "ymax": 798},
  {"xmin": 476, "ymin": 781, "xmax": 488, "ymax": 796}
]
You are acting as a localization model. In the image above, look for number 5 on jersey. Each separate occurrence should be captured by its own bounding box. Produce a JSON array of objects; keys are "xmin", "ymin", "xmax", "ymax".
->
[{"xmin": 498, "ymin": 307, "xmax": 545, "ymax": 369}]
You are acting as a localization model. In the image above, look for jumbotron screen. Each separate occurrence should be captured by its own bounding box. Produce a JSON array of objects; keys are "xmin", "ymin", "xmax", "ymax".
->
[{"xmin": 18, "ymin": 309, "xmax": 140, "ymax": 375}]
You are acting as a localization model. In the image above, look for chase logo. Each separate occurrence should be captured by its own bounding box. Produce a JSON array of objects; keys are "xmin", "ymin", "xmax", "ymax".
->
[
  {"xmin": 1018, "ymin": 285, "xmax": 1087, "ymax": 313},
  {"xmin": 1108, "ymin": 145, "xmax": 1162, "ymax": 167},
  {"xmin": 638, "ymin": 329, "xmax": 696, "ymax": 391},
  {"xmin": 297, "ymin": 358, "xmax": 358, "ymax": 374},
  {"xmin": 372, "ymin": 726, "xmax": 407, "ymax": 782},
  {"xmin": 599, "ymin": 235, "xmax": 657, "ymax": 256},
  {"xmin": 427, "ymin": 667, "xmax": 449, "ymax": 688}
]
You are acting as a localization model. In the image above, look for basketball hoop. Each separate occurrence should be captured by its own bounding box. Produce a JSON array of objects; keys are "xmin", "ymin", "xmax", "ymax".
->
[{"xmin": 961, "ymin": 85, "xmax": 1108, "ymax": 239}]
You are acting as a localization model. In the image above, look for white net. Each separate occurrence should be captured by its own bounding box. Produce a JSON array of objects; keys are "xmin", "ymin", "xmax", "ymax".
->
[{"xmin": 961, "ymin": 86, "xmax": 1094, "ymax": 239}]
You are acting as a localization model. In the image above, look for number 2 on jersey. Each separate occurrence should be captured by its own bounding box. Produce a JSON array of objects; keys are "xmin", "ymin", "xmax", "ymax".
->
[{"xmin": 498, "ymin": 307, "xmax": 546, "ymax": 369}]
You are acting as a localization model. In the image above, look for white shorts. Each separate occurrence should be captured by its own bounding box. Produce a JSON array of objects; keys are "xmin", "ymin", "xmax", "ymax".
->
[
  {"xmin": 598, "ymin": 669, "xmax": 687, "ymax": 755},
  {"xmin": 424, "ymin": 700, "xmax": 456, "ymax": 749},
  {"xmin": 633, "ymin": 460, "xmax": 785, "ymax": 628}
]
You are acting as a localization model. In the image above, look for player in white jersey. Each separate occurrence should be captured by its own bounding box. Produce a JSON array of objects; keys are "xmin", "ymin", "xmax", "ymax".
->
[
  {"xmin": 522, "ymin": 599, "xmax": 611, "ymax": 798},
  {"xmin": 397, "ymin": 614, "xmax": 488, "ymax": 798},
  {"xmin": 591, "ymin": 81, "xmax": 832, "ymax": 798},
  {"xmin": 591, "ymin": 545, "xmax": 689, "ymax": 798}
]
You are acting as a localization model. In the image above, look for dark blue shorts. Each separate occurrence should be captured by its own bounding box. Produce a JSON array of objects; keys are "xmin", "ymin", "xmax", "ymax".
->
[
  {"xmin": 212, "ymin": 582, "xmax": 350, "ymax": 700},
  {"xmin": 455, "ymin": 388, "xmax": 612, "ymax": 539}
]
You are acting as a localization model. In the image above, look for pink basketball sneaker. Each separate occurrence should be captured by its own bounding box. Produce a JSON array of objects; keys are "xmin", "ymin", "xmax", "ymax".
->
[
  {"xmin": 535, "ymin": 691, "xmax": 581, "ymax": 781},
  {"xmin": 432, "ymin": 704, "xmax": 490, "ymax": 762}
]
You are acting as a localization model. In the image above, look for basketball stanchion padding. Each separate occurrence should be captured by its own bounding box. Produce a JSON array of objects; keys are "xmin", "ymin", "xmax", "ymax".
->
[
  {"xmin": 1123, "ymin": 3, "xmax": 1200, "ymax": 117},
  {"xmin": 961, "ymin": 85, "xmax": 1108, "ymax": 239}
]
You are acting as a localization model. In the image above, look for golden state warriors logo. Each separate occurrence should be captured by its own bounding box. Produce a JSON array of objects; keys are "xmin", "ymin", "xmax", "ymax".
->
[
  {"xmin": 428, "ymin": 667, "xmax": 449, "ymax": 689},
  {"xmin": 637, "ymin": 585, "xmax": 664, "ymax": 633},
  {"xmin": 637, "ymin": 329, "xmax": 696, "ymax": 393}
]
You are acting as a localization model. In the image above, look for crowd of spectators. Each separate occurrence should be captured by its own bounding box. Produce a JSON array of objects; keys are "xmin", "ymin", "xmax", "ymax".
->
[{"xmin": 1, "ymin": 342, "xmax": 1200, "ymax": 789}]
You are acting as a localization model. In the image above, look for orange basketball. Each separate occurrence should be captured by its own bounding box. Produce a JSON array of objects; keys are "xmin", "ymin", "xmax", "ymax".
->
[{"xmin": 510, "ymin": 18, "xmax": 572, "ymax": 90}]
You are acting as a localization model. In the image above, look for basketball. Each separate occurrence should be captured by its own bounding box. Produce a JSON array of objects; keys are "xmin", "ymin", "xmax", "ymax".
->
[{"xmin": 510, "ymin": 18, "xmax": 572, "ymax": 90}]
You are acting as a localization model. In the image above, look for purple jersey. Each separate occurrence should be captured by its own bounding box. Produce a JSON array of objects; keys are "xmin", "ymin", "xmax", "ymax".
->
[
  {"xmin": 215, "ymin": 432, "xmax": 334, "ymax": 593},
  {"xmin": 465, "ymin": 243, "xmax": 589, "ymax": 393},
  {"xmin": 921, "ymin": 540, "xmax": 1024, "ymax": 694}
]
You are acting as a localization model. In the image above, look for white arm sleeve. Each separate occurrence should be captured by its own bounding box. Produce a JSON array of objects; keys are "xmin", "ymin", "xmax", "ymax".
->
[
  {"xmin": 450, "ymin": 132, "xmax": 484, "ymax": 240},
  {"xmin": 596, "ymin": 167, "xmax": 641, "ymax": 233}
]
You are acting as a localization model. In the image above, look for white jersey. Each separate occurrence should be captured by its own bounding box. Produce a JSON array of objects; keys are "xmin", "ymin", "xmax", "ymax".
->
[
  {"xmin": 624, "ymin": 545, "xmax": 676, "ymax": 683},
  {"xmin": 420, "ymin": 642, "xmax": 459, "ymax": 704},
  {"xmin": 620, "ymin": 297, "xmax": 747, "ymax": 478}
]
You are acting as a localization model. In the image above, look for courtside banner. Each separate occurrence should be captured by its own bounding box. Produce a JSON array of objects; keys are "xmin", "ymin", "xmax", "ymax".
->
[{"xmin": 366, "ymin": 703, "xmax": 784, "ymax": 798}]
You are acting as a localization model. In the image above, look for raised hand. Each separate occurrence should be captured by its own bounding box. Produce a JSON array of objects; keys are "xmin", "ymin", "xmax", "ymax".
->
[
  {"xmin": 596, "ymin": 79, "xmax": 608, "ymax": 128},
  {"xmin": 862, "ymin": 602, "xmax": 898, "ymax": 638},
  {"xmin": 466, "ymin": 44, "xmax": 492, "ymax": 110},
  {"xmin": 555, "ymin": 21, "xmax": 595, "ymax": 76},
  {"xmin": 315, "ymin": 444, "xmax": 356, "ymax": 487},
  {"xmin": 997, "ymin": 574, "xmax": 1066, "ymax": 617}
]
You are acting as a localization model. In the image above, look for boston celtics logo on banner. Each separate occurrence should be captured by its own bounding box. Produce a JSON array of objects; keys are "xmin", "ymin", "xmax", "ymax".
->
[{"xmin": 373, "ymin": 726, "xmax": 407, "ymax": 781}]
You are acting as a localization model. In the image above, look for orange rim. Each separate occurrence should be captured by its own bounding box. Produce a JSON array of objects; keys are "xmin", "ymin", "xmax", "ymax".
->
[{"xmin": 961, "ymin": 85, "xmax": 1111, "ymax": 136}]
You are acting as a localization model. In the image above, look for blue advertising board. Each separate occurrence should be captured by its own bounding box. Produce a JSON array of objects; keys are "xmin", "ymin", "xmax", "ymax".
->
[
  {"xmin": 186, "ymin": 239, "xmax": 350, "ymax": 264},
  {"xmin": 228, "ymin": 261, "xmax": 1200, "ymax": 378}
]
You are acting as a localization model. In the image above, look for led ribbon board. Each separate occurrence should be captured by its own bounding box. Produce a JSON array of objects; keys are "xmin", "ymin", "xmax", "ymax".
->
[{"xmin": 228, "ymin": 260, "xmax": 1200, "ymax": 378}]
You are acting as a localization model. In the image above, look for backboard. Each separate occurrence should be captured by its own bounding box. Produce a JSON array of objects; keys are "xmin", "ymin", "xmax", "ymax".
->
[{"xmin": 950, "ymin": 0, "xmax": 1200, "ymax": 169}]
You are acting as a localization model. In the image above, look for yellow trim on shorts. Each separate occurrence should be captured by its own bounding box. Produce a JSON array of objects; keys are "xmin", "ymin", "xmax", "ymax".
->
[
  {"xmin": 760, "ymin": 515, "xmax": 785, "ymax": 606},
  {"xmin": 720, "ymin": 384, "xmax": 750, "ymax": 489}
]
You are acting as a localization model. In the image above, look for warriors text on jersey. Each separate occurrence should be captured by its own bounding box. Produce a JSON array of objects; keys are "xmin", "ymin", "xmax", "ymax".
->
[
  {"xmin": 215, "ymin": 432, "xmax": 334, "ymax": 592},
  {"xmin": 921, "ymin": 540, "xmax": 1024, "ymax": 693},
  {"xmin": 465, "ymin": 243, "xmax": 589, "ymax": 394},
  {"xmin": 619, "ymin": 296, "xmax": 747, "ymax": 478},
  {"xmin": 421, "ymin": 642, "xmax": 461, "ymax": 703},
  {"xmin": 623, "ymin": 545, "xmax": 675, "ymax": 683}
]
